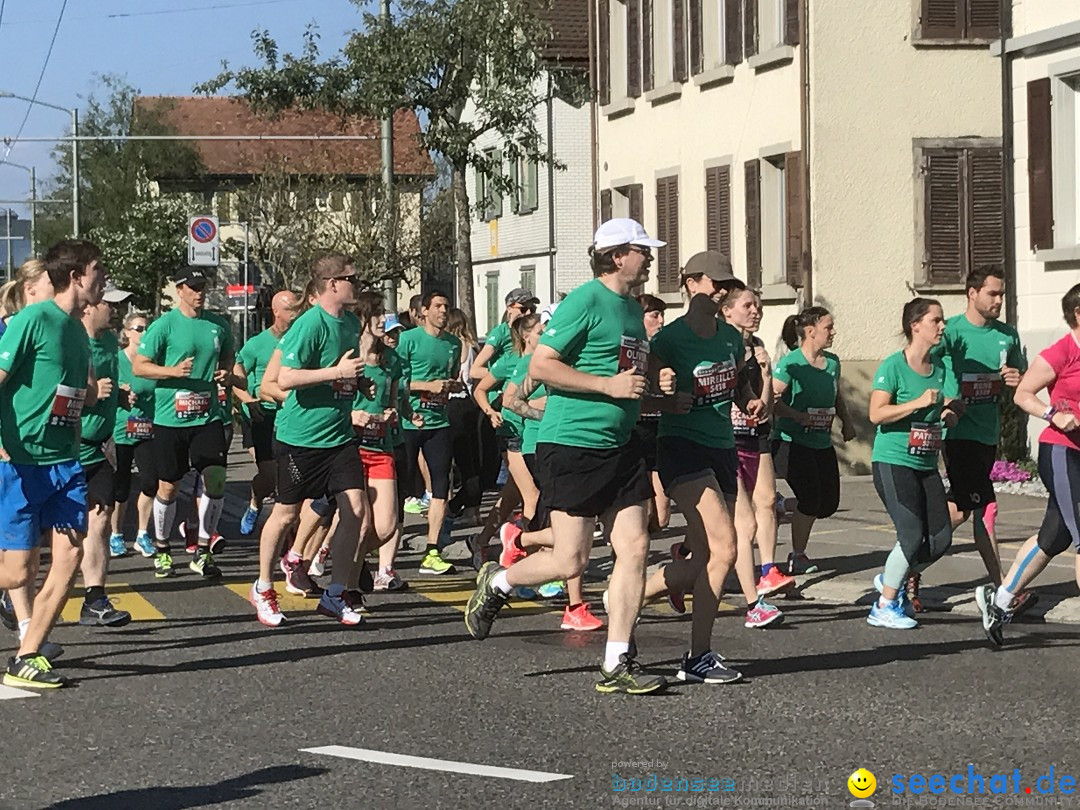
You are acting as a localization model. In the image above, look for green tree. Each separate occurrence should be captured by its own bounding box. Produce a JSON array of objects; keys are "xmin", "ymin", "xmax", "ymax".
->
[{"xmin": 198, "ymin": 0, "xmax": 584, "ymax": 325}]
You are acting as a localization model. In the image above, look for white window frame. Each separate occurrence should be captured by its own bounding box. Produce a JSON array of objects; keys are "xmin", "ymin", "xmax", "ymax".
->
[
  {"xmin": 1052, "ymin": 70, "xmax": 1080, "ymax": 249},
  {"xmin": 757, "ymin": 0, "xmax": 783, "ymax": 53},
  {"xmin": 760, "ymin": 154, "xmax": 787, "ymax": 285}
]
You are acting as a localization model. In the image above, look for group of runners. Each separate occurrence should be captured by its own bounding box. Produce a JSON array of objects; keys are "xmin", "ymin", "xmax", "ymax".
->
[{"xmin": 1, "ymin": 221, "xmax": 1078, "ymax": 693}]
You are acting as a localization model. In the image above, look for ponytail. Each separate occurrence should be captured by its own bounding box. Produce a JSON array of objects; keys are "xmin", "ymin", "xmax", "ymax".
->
[{"xmin": 782, "ymin": 306, "xmax": 832, "ymax": 349}]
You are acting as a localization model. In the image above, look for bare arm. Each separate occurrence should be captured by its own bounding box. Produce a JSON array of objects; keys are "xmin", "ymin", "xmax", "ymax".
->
[
  {"xmin": 473, "ymin": 371, "xmax": 503, "ymax": 427},
  {"xmin": 530, "ymin": 344, "xmax": 645, "ymax": 399},
  {"xmin": 868, "ymin": 389, "xmax": 937, "ymax": 425},
  {"xmin": 258, "ymin": 349, "xmax": 287, "ymax": 405},
  {"xmin": 469, "ymin": 342, "xmax": 497, "ymax": 382},
  {"xmin": 232, "ymin": 361, "xmax": 259, "ymax": 406},
  {"xmin": 835, "ymin": 387, "xmax": 857, "ymax": 442},
  {"xmin": 278, "ymin": 349, "xmax": 364, "ymax": 392},
  {"xmin": 133, "ymin": 352, "xmax": 191, "ymax": 381},
  {"xmin": 1014, "ymin": 355, "xmax": 1080, "ymax": 433},
  {"xmin": 410, "ymin": 378, "xmax": 453, "ymax": 395},
  {"xmin": 506, "ymin": 378, "xmax": 545, "ymax": 421}
]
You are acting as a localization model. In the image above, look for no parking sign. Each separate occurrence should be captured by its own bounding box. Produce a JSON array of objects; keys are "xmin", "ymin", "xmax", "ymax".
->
[{"xmin": 188, "ymin": 216, "xmax": 219, "ymax": 266}]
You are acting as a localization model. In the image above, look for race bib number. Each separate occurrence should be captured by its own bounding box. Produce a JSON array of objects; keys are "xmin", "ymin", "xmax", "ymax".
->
[
  {"xmin": 806, "ymin": 407, "xmax": 835, "ymax": 433},
  {"xmin": 217, "ymin": 385, "xmax": 228, "ymax": 406},
  {"xmin": 360, "ymin": 418, "xmax": 388, "ymax": 444},
  {"xmin": 174, "ymin": 390, "xmax": 211, "ymax": 419},
  {"xmin": 960, "ymin": 372, "xmax": 1002, "ymax": 406},
  {"xmin": 908, "ymin": 422, "xmax": 943, "ymax": 456},
  {"xmin": 692, "ymin": 360, "xmax": 737, "ymax": 407},
  {"xmin": 49, "ymin": 384, "xmax": 87, "ymax": 427},
  {"xmin": 332, "ymin": 378, "xmax": 358, "ymax": 400},
  {"xmin": 419, "ymin": 390, "xmax": 449, "ymax": 410},
  {"xmin": 731, "ymin": 404, "xmax": 760, "ymax": 436},
  {"xmin": 126, "ymin": 416, "xmax": 154, "ymax": 441},
  {"xmin": 618, "ymin": 336, "xmax": 649, "ymax": 376}
]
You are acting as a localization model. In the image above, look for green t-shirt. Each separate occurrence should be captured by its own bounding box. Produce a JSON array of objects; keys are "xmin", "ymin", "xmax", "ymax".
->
[
  {"xmin": 651, "ymin": 318, "xmax": 743, "ymax": 450},
  {"xmin": 397, "ymin": 327, "xmax": 462, "ymax": 432},
  {"xmin": 114, "ymin": 349, "xmax": 156, "ymax": 446},
  {"xmin": 354, "ymin": 352, "xmax": 403, "ymax": 453},
  {"xmin": 137, "ymin": 307, "xmax": 234, "ymax": 428},
  {"xmin": 537, "ymin": 278, "xmax": 647, "ymax": 449},
  {"xmin": 498, "ymin": 352, "xmax": 532, "ymax": 440},
  {"xmin": 275, "ymin": 304, "xmax": 362, "ymax": 449},
  {"xmin": 936, "ymin": 314, "xmax": 1026, "ymax": 444},
  {"xmin": 388, "ymin": 346, "xmax": 408, "ymax": 448},
  {"xmin": 487, "ymin": 349, "xmax": 518, "ymax": 406},
  {"xmin": 774, "ymin": 348, "xmax": 842, "ymax": 450},
  {"xmin": 870, "ymin": 351, "xmax": 947, "ymax": 471},
  {"xmin": 0, "ymin": 300, "xmax": 91, "ymax": 465},
  {"xmin": 237, "ymin": 327, "xmax": 285, "ymax": 414},
  {"xmin": 484, "ymin": 321, "xmax": 513, "ymax": 404},
  {"xmin": 80, "ymin": 331, "xmax": 120, "ymax": 465}
]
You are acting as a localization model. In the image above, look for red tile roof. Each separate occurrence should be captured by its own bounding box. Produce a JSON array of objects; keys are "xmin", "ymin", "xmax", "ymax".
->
[{"xmin": 134, "ymin": 96, "xmax": 435, "ymax": 179}]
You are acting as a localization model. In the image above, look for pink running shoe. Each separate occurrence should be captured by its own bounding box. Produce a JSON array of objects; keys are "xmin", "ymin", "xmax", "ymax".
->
[
  {"xmin": 560, "ymin": 602, "xmax": 604, "ymax": 631},
  {"xmin": 498, "ymin": 522, "xmax": 527, "ymax": 568}
]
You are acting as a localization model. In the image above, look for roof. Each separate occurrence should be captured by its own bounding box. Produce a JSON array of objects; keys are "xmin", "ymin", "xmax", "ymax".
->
[
  {"xmin": 540, "ymin": 0, "xmax": 590, "ymax": 65},
  {"xmin": 134, "ymin": 96, "xmax": 435, "ymax": 179}
]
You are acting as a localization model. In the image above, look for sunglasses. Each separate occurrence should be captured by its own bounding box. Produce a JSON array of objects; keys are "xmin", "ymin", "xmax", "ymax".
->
[
  {"xmin": 127, "ymin": 325, "xmax": 147, "ymax": 332},
  {"xmin": 331, "ymin": 275, "xmax": 360, "ymax": 284},
  {"xmin": 629, "ymin": 246, "xmax": 653, "ymax": 259}
]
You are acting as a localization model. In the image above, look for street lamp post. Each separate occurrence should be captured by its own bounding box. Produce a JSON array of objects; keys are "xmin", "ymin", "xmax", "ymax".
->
[
  {"xmin": 0, "ymin": 91, "xmax": 79, "ymax": 237},
  {"xmin": 0, "ymin": 161, "xmax": 37, "ymax": 254}
]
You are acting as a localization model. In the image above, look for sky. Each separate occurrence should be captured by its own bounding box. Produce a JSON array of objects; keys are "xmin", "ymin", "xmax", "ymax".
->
[{"xmin": 0, "ymin": 0, "xmax": 364, "ymax": 220}]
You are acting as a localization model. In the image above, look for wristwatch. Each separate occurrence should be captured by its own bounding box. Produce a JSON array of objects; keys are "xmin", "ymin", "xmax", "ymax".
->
[{"xmin": 1043, "ymin": 405, "xmax": 1057, "ymax": 422}]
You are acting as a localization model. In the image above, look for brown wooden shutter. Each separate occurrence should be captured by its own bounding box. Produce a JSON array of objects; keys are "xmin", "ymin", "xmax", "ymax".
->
[
  {"xmin": 744, "ymin": 159, "xmax": 762, "ymax": 289},
  {"xmin": 656, "ymin": 177, "xmax": 680, "ymax": 292},
  {"xmin": 642, "ymin": 0, "xmax": 655, "ymax": 92},
  {"xmin": 628, "ymin": 183, "xmax": 644, "ymax": 224},
  {"xmin": 922, "ymin": 0, "xmax": 964, "ymax": 39},
  {"xmin": 705, "ymin": 166, "xmax": 732, "ymax": 260},
  {"xmin": 967, "ymin": 147, "xmax": 1005, "ymax": 271},
  {"xmin": 673, "ymin": 0, "xmax": 688, "ymax": 82},
  {"xmin": 966, "ymin": 0, "xmax": 1001, "ymax": 38},
  {"xmin": 743, "ymin": 0, "xmax": 757, "ymax": 58},
  {"xmin": 924, "ymin": 148, "xmax": 965, "ymax": 284},
  {"xmin": 598, "ymin": 0, "xmax": 611, "ymax": 105},
  {"xmin": 627, "ymin": 0, "xmax": 642, "ymax": 97},
  {"xmin": 783, "ymin": 0, "xmax": 799, "ymax": 46},
  {"xmin": 1027, "ymin": 78, "xmax": 1054, "ymax": 251},
  {"xmin": 784, "ymin": 151, "xmax": 803, "ymax": 287},
  {"xmin": 724, "ymin": 0, "xmax": 743, "ymax": 65},
  {"xmin": 600, "ymin": 189, "xmax": 613, "ymax": 222},
  {"xmin": 689, "ymin": 0, "xmax": 704, "ymax": 76}
]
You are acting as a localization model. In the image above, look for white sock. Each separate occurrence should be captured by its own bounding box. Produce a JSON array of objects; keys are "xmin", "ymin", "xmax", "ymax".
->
[
  {"xmin": 256, "ymin": 579, "xmax": 272, "ymax": 593},
  {"xmin": 17, "ymin": 618, "xmax": 29, "ymax": 641},
  {"xmin": 995, "ymin": 586, "xmax": 1015, "ymax": 611},
  {"xmin": 198, "ymin": 494, "xmax": 225, "ymax": 540},
  {"xmin": 491, "ymin": 570, "xmax": 512, "ymax": 594},
  {"xmin": 877, "ymin": 596, "xmax": 896, "ymax": 609},
  {"xmin": 604, "ymin": 641, "xmax": 631, "ymax": 671},
  {"xmin": 153, "ymin": 498, "xmax": 177, "ymax": 542}
]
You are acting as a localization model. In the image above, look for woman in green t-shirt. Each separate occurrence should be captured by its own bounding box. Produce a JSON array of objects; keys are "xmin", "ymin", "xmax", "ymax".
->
[
  {"xmin": 772, "ymin": 307, "xmax": 857, "ymax": 576},
  {"xmin": 867, "ymin": 298, "xmax": 958, "ymax": 630}
]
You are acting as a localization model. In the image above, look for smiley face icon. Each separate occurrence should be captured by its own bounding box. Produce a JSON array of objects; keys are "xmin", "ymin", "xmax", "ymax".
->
[{"xmin": 848, "ymin": 769, "xmax": 876, "ymax": 798}]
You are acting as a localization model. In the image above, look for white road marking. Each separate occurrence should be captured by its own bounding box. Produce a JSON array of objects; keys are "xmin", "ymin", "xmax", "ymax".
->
[
  {"xmin": 300, "ymin": 745, "xmax": 573, "ymax": 783},
  {"xmin": 0, "ymin": 684, "xmax": 39, "ymax": 700}
]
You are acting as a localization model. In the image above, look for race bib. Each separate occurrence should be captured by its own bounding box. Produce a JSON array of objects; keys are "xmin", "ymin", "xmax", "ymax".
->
[
  {"xmin": 731, "ymin": 404, "xmax": 760, "ymax": 436},
  {"xmin": 692, "ymin": 360, "xmax": 737, "ymax": 407},
  {"xmin": 618, "ymin": 336, "xmax": 649, "ymax": 376},
  {"xmin": 217, "ymin": 385, "xmax": 228, "ymax": 406},
  {"xmin": 419, "ymin": 390, "xmax": 449, "ymax": 410},
  {"xmin": 908, "ymin": 422, "xmax": 943, "ymax": 456},
  {"xmin": 175, "ymin": 390, "xmax": 211, "ymax": 419},
  {"xmin": 332, "ymin": 378, "xmax": 358, "ymax": 400},
  {"xmin": 805, "ymin": 407, "xmax": 835, "ymax": 433},
  {"xmin": 125, "ymin": 416, "xmax": 154, "ymax": 441},
  {"xmin": 49, "ymin": 384, "xmax": 87, "ymax": 428},
  {"xmin": 960, "ymin": 372, "xmax": 1002, "ymax": 406},
  {"xmin": 360, "ymin": 418, "xmax": 388, "ymax": 444}
]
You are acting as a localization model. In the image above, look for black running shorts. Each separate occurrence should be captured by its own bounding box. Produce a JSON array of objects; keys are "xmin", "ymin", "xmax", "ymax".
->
[
  {"xmin": 534, "ymin": 435, "xmax": 652, "ymax": 518},
  {"xmin": 944, "ymin": 438, "xmax": 996, "ymax": 512},
  {"xmin": 153, "ymin": 422, "xmax": 229, "ymax": 483},
  {"xmin": 276, "ymin": 440, "xmax": 365, "ymax": 505},
  {"xmin": 656, "ymin": 435, "xmax": 738, "ymax": 499}
]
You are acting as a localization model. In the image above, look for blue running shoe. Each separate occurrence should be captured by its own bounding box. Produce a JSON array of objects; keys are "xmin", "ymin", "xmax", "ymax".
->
[
  {"xmin": 109, "ymin": 534, "xmax": 127, "ymax": 558},
  {"xmin": 873, "ymin": 573, "xmax": 915, "ymax": 619},
  {"xmin": 240, "ymin": 506, "xmax": 260, "ymax": 536},
  {"xmin": 134, "ymin": 532, "xmax": 155, "ymax": 558},
  {"xmin": 537, "ymin": 581, "xmax": 566, "ymax": 599},
  {"xmin": 514, "ymin": 586, "xmax": 537, "ymax": 599},
  {"xmin": 867, "ymin": 599, "xmax": 918, "ymax": 630},
  {"xmin": 420, "ymin": 491, "xmax": 432, "ymax": 510}
]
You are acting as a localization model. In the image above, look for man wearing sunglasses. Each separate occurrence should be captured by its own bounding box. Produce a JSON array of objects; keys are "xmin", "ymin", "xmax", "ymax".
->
[{"xmin": 134, "ymin": 267, "xmax": 240, "ymax": 580}]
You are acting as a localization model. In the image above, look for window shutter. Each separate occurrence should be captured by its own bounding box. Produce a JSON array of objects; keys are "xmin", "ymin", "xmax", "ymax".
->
[
  {"xmin": 493, "ymin": 150, "xmax": 504, "ymax": 219},
  {"xmin": 783, "ymin": 0, "xmax": 799, "ymax": 46},
  {"xmin": 598, "ymin": 0, "xmax": 611, "ymax": 105},
  {"xmin": 689, "ymin": 0, "xmax": 704, "ymax": 76},
  {"xmin": 673, "ymin": 0, "xmax": 688, "ymax": 82},
  {"xmin": 784, "ymin": 151, "xmax": 803, "ymax": 287},
  {"xmin": 705, "ymin": 166, "xmax": 732, "ymax": 261},
  {"xmin": 966, "ymin": 0, "xmax": 1001, "ymax": 39},
  {"xmin": 743, "ymin": 0, "xmax": 757, "ymax": 58},
  {"xmin": 724, "ymin": 0, "xmax": 743, "ymax": 65},
  {"xmin": 967, "ymin": 147, "xmax": 1005, "ymax": 271},
  {"xmin": 922, "ymin": 0, "xmax": 964, "ymax": 39},
  {"xmin": 924, "ymin": 148, "xmax": 965, "ymax": 284},
  {"xmin": 475, "ymin": 166, "xmax": 486, "ymax": 221},
  {"xmin": 627, "ymin": 0, "xmax": 642, "ymax": 97},
  {"xmin": 744, "ymin": 159, "xmax": 762, "ymax": 289},
  {"xmin": 656, "ymin": 177, "xmax": 680, "ymax": 293},
  {"xmin": 628, "ymin": 183, "xmax": 644, "ymax": 224},
  {"xmin": 643, "ymin": 0, "xmax": 655, "ymax": 92},
  {"xmin": 526, "ymin": 159, "xmax": 539, "ymax": 212},
  {"xmin": 1027, "ymin": 78, "xmax": 1054, "ymax": 251},
  {"xmin": 510, "ymin": 158, "xmax": 521, "ymax": 214},
  {"xmin": 600, "ymin": 189, "xmax": 613, "ymax": 222}
]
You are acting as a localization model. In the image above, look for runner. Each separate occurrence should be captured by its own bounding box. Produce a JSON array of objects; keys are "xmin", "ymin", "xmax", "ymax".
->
[
  {"xmin": 133, "ymin": 267, "xmax": 239, "ymax": 579},
  {"xmin": 397, "ymin": 290, "xmax": 463, "ymax": 575},
  {"xmin": 634, "ymin": 294, "xmax": 670, "ymax": 533},
  {"xmin": 110, "ymin": 311, "xmax": 157, "ymax": 558},
  {"xmin": 249, "ymin": 254, "xmax": 370, "ymax": 627},
  {"xmin": 380, "ymin": 314, "xmax": 411, "ymax": 565},
  {"xmin": 234, "ymin": 289, "xmax": 301, "ymax": 536},
  {"xmin": 470, "ymin": 288, "xmax": 540, "ymax": 382},
  {"xmin": 976, "ymin": 283, "xmax": 1080, "ymax": 645},
  {"xmin": 446, "ymin": 308, "xmax": 485, "ymax": 527},
  {"xmin": 772, "ymin": 307, "xmax": 857, "ymax": 575},
  {"xmin": 867, "ymin": 298, "xmax": 957, "ymax": 629},
  {"xmin": 937, "ymin": 265, "xmax": 1029, "ymax": 610},
  {"xmin": 465, "ymin": 217, "xmax": 671, "ymax": 694},
  {"xmin": 0, "ymin": 240, "xmax": 104, "ymax": 688}
]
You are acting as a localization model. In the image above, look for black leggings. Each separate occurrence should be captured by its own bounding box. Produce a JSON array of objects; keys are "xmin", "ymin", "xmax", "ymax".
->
[
  {"xmin": 114, "ymin": 440, "xmax": 158, "ymax": 502},
  {"xmin": 447, "ymin": 395, "xmax": 483, "ymax": 511},
  {"xmin": 776, "ymin": 441, "xmax": 840, "ymax": 519},
  {"xmin": 873, "ymin": 461, "xmax": 952, "ymax": 568},
  {"xmin": 404, "ymin": 428, "xmax": 453, "ymax": 500},
  {"xmin": 1036, "ymin": 442, "xmax": 1080, "ymax": 556}
]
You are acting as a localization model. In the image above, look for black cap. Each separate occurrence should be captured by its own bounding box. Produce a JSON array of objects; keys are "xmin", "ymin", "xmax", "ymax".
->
[{"xmin": 173, "ymin": 267, "xmax": 209, "ymax": 289}]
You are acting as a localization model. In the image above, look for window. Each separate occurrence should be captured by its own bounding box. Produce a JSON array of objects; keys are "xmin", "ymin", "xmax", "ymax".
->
[
  {"xmin": 705, "ymin": 165, "xmax": 732, "ymax": 261},
  {"xmin": 760, "ymin": 156, "xmax": 787, "ymax": 284},
  {"xmin": 314, "ymin": 192, "xmax": 331, "ymax": 212},
  {"xmin": 486, "ymin": 272, "xmax": 500, "ymax": 332},
  {"xmin": 600, "ymin": 183, "xmax": 644, "ymax": 223},
  {"xmin": 655, "ymin": 175, "xmax": 680, "ymax": 293},
  {"xmin": 520, "ymin": 266, "xmax": 536, "ymax": 294},
  {"xmin": 757, "ymin": 0, "xmax": 782, "ymax": 52},
  {"xmin": 475, "ymin": 149, "xmax": 504, "ymax": 222},
  {"xmin": 916, "ymin": 139, "xmax": 1004, "ymax": 285},
  {"xmin": 745, "ymin": 152, "xmax": 803, "ymax": 290},
  {"xmin": 512, "ymin": 157, "xmax": 539, "ymax": 215},
  {"xmin": 917, "ymin": 0, "xmax": 1000, "ymax": 41},
  {"xmin": 1030, "ymin": 73, "xmax": 1080, "ymax": 251}
]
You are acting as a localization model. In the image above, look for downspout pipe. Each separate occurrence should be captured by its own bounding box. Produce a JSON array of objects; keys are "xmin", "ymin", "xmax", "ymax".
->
[
  {"xmin": 547, "ymin": 72, "xmax": 557, "ymax": 304},
  {"xmin": 588, "ymin": 0, "xmax": 600, "ymax": 230},
  {"xmin": 1000, "ymin": 0, "xmax": 1017, "ymax": 326},
  {"xmin": 799, "ymin": 0, "xmax": 812, "ymax": 306}
]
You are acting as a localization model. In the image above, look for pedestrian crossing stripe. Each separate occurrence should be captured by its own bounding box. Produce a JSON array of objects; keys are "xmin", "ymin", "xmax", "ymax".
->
[{"xmin": 60, "ymin": 583, "xmax": 166, "ymax": 624}]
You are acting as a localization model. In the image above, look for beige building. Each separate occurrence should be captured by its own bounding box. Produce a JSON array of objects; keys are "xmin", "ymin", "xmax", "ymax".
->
[{"xmin": 595, "ymin": 0, "xmax": 1004, "ymax": 471}]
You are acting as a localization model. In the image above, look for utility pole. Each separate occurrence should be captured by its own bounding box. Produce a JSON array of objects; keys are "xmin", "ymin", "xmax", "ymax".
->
[
  {"xmin": 380, "ymin": 0, "xmax": 398, "ymax": 314},
  {"xmin": 71, "ymin": 107, "xmax": 80, "ymax": 237}
]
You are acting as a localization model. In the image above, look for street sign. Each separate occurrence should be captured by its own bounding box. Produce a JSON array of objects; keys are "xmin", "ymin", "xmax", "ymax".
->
[
  {"xmin": 226, "ymin": 283, "xmax": 257, "ymax": 311},
  {"xmin": 188, "ymin": 216, "xmax": 219, "ymax": 266}
]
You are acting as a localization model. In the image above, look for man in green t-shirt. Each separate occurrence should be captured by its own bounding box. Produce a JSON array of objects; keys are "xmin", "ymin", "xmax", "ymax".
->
[
  {"xmin": 134, "ymin": 267, "xmax": 241, "ymax": 581},
  {"xmin": 936, "ymin": 265, "xmax": 1027, "ymax": 593},
  {"xmin": 465, "ymin": 218, "xmax": 674, "ymax": 695},
  {"xmin": 234, "ymin": 289, "xmax": 301, "ymax": 536},
  {"xmin": 0, "ymin": 239, "xmax": 105, "ymax": 689},
  {"xmin": 250, "ymin": 253, "xmax": 370, "ymax": 628}
]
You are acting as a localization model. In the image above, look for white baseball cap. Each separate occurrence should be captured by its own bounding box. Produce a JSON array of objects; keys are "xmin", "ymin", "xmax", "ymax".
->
[
  {"xmin": 102, "ymin": 281, "xmax": 133, "ymax": 303},
  {"xmin": 592, "ymin": 218, "xmax": 666, "ymax": 251}
]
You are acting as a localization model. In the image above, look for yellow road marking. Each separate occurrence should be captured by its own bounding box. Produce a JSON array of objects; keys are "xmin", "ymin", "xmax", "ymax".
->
[
  {"xmin": 408, "ymin": 576, "xmax": 554, "ymax": 614},
  {"xmin": 61, "ymin": 583, "xmax": 165, "ymax": 623}
]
